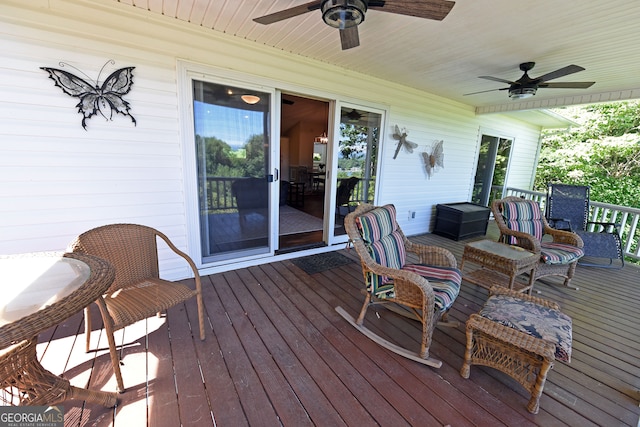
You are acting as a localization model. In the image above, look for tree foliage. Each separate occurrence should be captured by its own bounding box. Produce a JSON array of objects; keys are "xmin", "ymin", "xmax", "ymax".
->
[
  {"xmin": 196, "ymin": 133, "xmax": 266, "ymax": 178},
  {"xmin": 534, "ymin": 101, "xmax": 640, "ymax": 207}
]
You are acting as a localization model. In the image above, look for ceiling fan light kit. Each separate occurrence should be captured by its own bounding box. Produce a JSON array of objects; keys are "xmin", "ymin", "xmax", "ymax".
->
[
  {"xmin": 509, "ymin": 86, "xmax": 536, "ymax": 99},
  {"xmin": 253, "ymin": 0, "xmax": 455, "ymax": 50},
  {"xmin": 464, "ymin": 62, "xmax": 595, "ymax": 99},
  {"xmin": 241, "ymin": 94, "xmax": 261, "ymax": 104},
  {"xmin": 322, "ymin": 0, "xmax": 367, "ymax": 29}
]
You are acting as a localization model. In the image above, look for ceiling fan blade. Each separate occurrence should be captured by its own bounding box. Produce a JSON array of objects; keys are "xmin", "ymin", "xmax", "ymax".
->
[
  {"xmin": 368, "ymin": 0, "xmax": 455, "ymax": 20},
  {"xmin": 253, "ymin": 1, "xmax": 321, "ymax": 25},
  {"xmin": 340, "ymin": 27, "xmax": 360, "ymax": 50},
  {"xmin": 535, "ymin": 64, "xmax": 585, "ymax": 83},
  {"xmin": 479, "ymin": 75, "xmax": 517, "ymax": 85},
  {"xmin": 463, "ymin": 87, "xmax": 509, "ymax": 96},
  {"xmin": 539, "ymin": 81, "xmax": 595, "ymax": 89}
]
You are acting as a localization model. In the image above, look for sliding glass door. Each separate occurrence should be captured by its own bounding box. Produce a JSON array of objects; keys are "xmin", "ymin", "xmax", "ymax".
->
[
  {"xmin": 192, "ymin": 80, "xmax": 274, "ymax": 262},
  {"xmin": 472, "ymin": 133, "xmax": 513, "ymax": 207},
  {"xmin": 331, "ymin": 104, "xmax": 382, "ymax": 240}
]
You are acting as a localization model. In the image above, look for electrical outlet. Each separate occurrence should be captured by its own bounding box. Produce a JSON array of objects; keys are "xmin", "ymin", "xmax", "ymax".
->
[{"xmin": 408, "ymin": 211, "xmax": 416, "ymax": 220}]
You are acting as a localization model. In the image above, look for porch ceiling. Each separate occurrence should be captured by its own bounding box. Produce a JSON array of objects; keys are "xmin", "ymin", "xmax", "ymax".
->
[{"xmin": 112, "ymin": 0, "xmax": 640, "ymax": 115}]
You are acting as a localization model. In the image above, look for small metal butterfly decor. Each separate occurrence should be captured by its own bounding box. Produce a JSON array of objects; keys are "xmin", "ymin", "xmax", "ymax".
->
[
  {"xmin": 422, "ymin": 140, "xmax": 444, "ymax": 179},
  {"xmin": 40, "ymin": 60, "xmax": 136, "ymax": 130},
  {"xmin": 392, "ymin": 125, "xmax": 418, "ymax": 159}
]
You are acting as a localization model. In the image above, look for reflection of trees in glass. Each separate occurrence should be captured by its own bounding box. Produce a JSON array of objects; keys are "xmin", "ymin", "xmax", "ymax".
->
[
  {"xmin": 197, "ymin": 133, "xmax": 266, "ymax": 211},
  {"xmin": 492, "ymin": 139, "xmax": 512, "ymax": 193},
  {"xmin": 338, "ymin": 123, "xmax": 378, "ymax": 179},
  {"xmin": 472, "ymin": 136, "xmax": 512, "ymax": 206},
  {"xmin": 243, "ymin": 134, "xmax": 267, "ymax": 177},
  {"xmin": 196, "ymin": 133, "xmax": 265, "ymax": 178},
  {"xmin": 472, "ymin": 142, "xmax": 490, "ymax": 202},
  {"xmin": 338, "ymin": 123, "xmax": 378, "ymax": 203}
]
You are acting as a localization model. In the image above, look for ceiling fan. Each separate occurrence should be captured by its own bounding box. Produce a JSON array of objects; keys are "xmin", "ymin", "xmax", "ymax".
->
[
  {"xmin": 253, "ymin": 0, "xmax": 455, "ymax": 50},
  {"xmin": 343, "ymin": 108, "xmax": 363, "ymax": 121},
  {"xmin": 464, "ymin": 62, "xmax": 595, "ymax": 99}
]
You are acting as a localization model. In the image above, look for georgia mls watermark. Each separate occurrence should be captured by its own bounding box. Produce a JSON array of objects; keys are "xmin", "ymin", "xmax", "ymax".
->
[{"xmin": 0, "ymin": 406, "xmax": 64, "ymax": 427}]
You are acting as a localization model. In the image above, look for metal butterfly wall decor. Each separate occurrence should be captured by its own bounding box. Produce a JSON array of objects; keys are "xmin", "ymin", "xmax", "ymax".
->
[
  {"xmin": 392, "ymin": 125, "xmax": 418, "ymax": 159},
  {"xmin": 40, "ymin": 60, "xmax": 136, "ymax": 130},
  {"xmin": 422, "ymin": 140, "xmax": 444, "ymax": 178}
]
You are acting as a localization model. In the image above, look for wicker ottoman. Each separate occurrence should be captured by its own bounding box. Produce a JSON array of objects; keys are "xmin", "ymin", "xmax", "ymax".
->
[{"xmin": 460, "ymin": 287, "xmax": 572, "ymax": 414}]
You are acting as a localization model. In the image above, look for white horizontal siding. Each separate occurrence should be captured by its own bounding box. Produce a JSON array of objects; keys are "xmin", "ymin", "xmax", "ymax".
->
[
  {"xmin": 0, "ymin": 0, "xmax": 545, "ymax": 275},
  {"xmin": 1, "ymin": 6, "xmax": 187, "ymax": 279}
]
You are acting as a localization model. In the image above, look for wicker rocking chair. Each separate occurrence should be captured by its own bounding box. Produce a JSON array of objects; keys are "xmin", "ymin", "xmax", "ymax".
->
[
  {"xmin": 491, "ymin": 197, "xmax": 585, "ymax": 289},
  {"xmin": 68, "ymin": 224, "xmax": 205, "ymax": 392},
  {"xmin": 336, "ymin": 204, "xmax": 461, "ymax": 367}
]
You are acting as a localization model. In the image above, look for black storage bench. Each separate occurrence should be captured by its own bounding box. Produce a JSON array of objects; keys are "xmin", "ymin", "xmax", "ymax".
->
[{"xmin": 433, "ymin": 202, "xmax": 490, "ymax": 241}]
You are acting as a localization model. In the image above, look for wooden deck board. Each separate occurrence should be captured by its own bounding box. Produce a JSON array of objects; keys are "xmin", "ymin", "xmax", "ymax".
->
[
  {"xmin": 25, "ymin": 224, "xmax": 640, "ymax": 426},
  {"xmin": 199, "ymin": 272, "xmax": 281, "ymax": 426},
  {"xmin": 247, "ymin": 264, "xmax": 381, "ymax": 426},
  {"xmin": 266, "ymin": 262, "xmax": 413, "ymax": 426}
]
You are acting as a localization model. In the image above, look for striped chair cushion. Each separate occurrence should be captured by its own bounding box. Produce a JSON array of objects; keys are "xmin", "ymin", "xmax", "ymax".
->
[
  {"xmin": 540, "ymin": 242, "xmax": 584, "ymax": 265},
  {"xmin": 401, "ymin": 264, "xmax": 461, "ymax": 311},
  {"xmin": 357, "ymin": 205, "xmax": 405, "ymax": 293},
  {"xmin": 357, "ymin": 204, "xmax": 399, "ymax": 244},
  {"xmin": 367, "ymin": 230, "xmax": 406, "ymax": 270},
  {"xmin": 501, "ymin": 199, "xmax": 544, "ymax": 244}
]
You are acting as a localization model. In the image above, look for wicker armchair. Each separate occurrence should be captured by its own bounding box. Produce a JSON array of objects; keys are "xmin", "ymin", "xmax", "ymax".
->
[
  {"xmin": 491, "ymin": 197, "xmax": 584, "ymax": 289},
  {"xmin": 68, "ymin": 224, "xmax": 205, "ymax": 392},
  {"xmin": 336, "ymin": 204, "xmax": 461, "ymax": 367}
]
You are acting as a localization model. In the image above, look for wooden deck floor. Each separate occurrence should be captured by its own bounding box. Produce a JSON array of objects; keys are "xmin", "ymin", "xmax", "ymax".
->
[{"xmin": 34, "ymin": 225, "xmax": 640, "ymax": 426}]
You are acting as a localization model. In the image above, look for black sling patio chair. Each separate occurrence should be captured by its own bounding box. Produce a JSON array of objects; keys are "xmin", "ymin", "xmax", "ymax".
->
[
  {"xmin": 546, "ymin": 183, "xmax": 624, "ymax": 269},
  {"xmin": 335, "ymin": 177, "xmax": 360, "ymax": 219}
]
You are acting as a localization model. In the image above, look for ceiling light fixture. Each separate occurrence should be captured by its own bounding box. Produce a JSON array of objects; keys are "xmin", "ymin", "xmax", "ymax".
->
[
  {"xmin": 241, "ymin": 95, "xmax": 260, "ymax": 104},
  {"xmin": 321, "ymin": 0, "xmax": 367, "ymax": 30},
  {"xmin": 509, "ymin": 86, "xmax": 537, "ymax": 99}
]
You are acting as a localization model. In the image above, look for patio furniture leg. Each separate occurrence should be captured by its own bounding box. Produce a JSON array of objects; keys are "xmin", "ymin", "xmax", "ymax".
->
[
  {"xmin": 85, "ymin": 306, "xmax": 92, "ymax": 352},
  {"xmin": 356, "ymin": 293, "xmax": 371, "ymax": 325},
  {"xmin": 527, "ymin": 359, "xmax": 553, "ymax": 414},
  {"xmin": 96, "ymin": 296, "xmax": 125, "ymax": 392}
]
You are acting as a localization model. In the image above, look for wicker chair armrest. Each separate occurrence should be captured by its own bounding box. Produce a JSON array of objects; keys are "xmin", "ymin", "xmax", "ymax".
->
[
  {"xmin": 405, "ymin": 240, "xmax": 457, "ymax": 268},
  {"xmin": 488, "ymin": 286, "xmax": 560, "ymax": 310},
  {"xmin": 499, "ymin": 229, "xmax": 541, "ymax": 253},
  {"xmin": 393, "ymin": 274, "xmax": 436, "ymax": 312},
  {"xmin": 360, "ymin": 258, "xmax": 436, "ymax": 309},
  {"xmin": 467, "ymin": 314, "xmax": 556, "ymax": 360},
  {"xmin": 544, "ymin": 227, "xmax": 584, "ymax": 248},
  {"xmin": 154, "ymin": 230, "xmax": 203, "ymax": 293}
]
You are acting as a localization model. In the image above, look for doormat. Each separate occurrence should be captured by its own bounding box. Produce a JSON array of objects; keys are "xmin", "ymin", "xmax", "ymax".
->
[{"xmin": 292, "ymin": 251, "xmax": 355, "ymax": 275}]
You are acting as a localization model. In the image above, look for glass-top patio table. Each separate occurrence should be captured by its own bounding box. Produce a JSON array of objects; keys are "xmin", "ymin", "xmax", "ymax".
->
[
  {"xmin": 0, "ymin": 252, "xmax": 117, "ymax": 407},
  {"xmin": 460, "ymin": 239, "xmax": 540, "ymax": 294}
]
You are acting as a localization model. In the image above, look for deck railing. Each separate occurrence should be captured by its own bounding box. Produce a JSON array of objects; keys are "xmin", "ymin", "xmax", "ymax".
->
[
  {"xmin": 505, "ymin": 187, "xmax": 640, "ymax": 261},
  {"xmin": 203, "ymin": 177, "xmax": 372, "ymax": 211}
]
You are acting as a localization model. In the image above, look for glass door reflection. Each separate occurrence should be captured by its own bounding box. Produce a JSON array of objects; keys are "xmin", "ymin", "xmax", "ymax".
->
[
  {"xmin": 333, "ymin": 106, "xmax": 381, "ymax": 236},
  {"xmin": 192, "ymin": 80, "xmax": 272, "ymax": 262}
]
